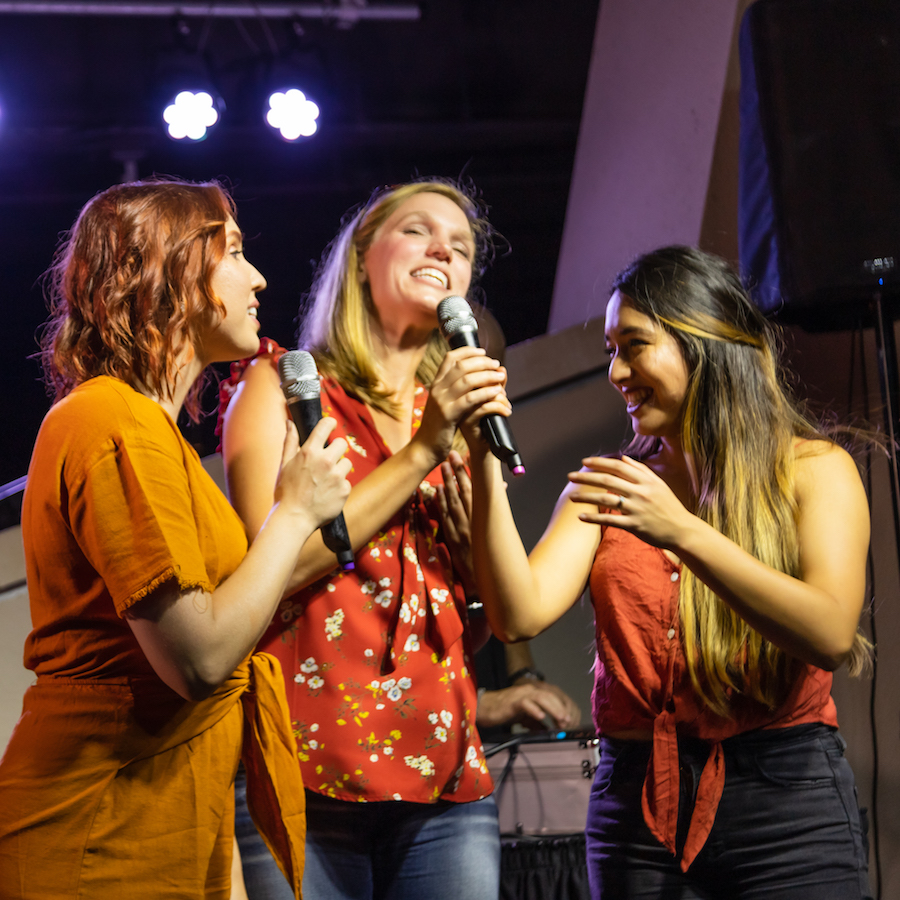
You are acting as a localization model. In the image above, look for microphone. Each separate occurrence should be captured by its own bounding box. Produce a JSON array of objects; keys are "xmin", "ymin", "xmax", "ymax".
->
[
  {"xmin": 277, "ymin": 350, "xmax": 355, "ymax": 571},
  {"xmin": 437, "ymin": 296, "xmax": 525, "ymax": 476}
]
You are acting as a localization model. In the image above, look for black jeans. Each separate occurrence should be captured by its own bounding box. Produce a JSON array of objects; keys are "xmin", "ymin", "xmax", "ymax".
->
[{"xmin": 586, "ymin": 724, "xmax": 872, "ymax": 899}]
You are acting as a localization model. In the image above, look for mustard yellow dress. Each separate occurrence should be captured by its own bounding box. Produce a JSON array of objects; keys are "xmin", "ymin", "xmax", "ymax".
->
[{"xmin": 0, "ymin": 377, "xmax": 305, "ymax": 899}]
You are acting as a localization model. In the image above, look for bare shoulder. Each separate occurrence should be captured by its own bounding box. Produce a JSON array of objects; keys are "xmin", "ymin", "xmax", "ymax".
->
[
  {"xmin": 791, "ymin": 438, "xmax": 870, "ymax": 582},
  {"xmin": 222, "ymin": 353, "xmax": 286, "ymax": 462},
  {"xmin": 792, "ymin": 437, "xmax": 865, "ymax": 502},
  {"xmin": 225, "ymin": 354, "xmax": 283, "ymax": 418},
  {"xmin": 241, "ymin": 353, "xmax": 281, "ymax": 390}
]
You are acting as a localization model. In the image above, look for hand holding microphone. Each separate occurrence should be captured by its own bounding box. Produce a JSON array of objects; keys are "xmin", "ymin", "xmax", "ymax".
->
[
  {"xmin": 437, "ymin": 296, "xmax": 525, "ymax": 476},
  {"xmin": 278, "ymin": 350, "xmax": 356, "ymax": 571}
]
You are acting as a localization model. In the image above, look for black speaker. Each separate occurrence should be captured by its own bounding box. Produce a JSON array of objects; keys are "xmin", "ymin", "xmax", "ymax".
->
[{"xmin": 739, "ymin": 0, "xmax": 900, "ymax": 329}]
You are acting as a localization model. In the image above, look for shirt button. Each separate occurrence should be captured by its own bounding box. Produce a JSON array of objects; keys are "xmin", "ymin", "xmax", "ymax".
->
[
  {"xmin": 667, "ymin": 628, "xmax": 676, "ymax": 640},
  {"xmin": 670, "ymin": 572, "xmax": 679, "ymax": 582}
]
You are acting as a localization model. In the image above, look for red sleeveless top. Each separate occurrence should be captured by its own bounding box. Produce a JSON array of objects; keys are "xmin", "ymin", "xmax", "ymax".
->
[{"xmin": 590, "ymin": 523, "xmax": 837, "ymax": 871}]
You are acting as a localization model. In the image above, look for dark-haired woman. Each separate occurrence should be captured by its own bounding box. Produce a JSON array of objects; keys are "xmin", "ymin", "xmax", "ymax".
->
[
  {"xmin": 469, "ymin": 245, "xmax": 873, "ymax": 899},
  {"xmin": 0, "ymin": 179, "xmax": 351, "ymax": 899},
  {"xmin": 221, "ymin": 179, "xmax": 510, "ymax": 899}
]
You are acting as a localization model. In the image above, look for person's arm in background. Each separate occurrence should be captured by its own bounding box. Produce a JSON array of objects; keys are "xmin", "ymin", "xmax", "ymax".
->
[{"xmin": 476, "ymin": 641, "xmax": 582, "ymax": 732}]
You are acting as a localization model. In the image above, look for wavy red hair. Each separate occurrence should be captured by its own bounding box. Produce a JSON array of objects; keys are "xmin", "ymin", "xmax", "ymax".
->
[{"xmin": 40, "ymin": 178, "xmax": 236, "ymax": 419}]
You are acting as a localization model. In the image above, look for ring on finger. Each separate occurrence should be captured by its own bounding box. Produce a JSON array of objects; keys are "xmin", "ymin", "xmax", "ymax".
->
[{"xmin": 617, "ymin": 495, "xmax": 624, "ymax": 510}]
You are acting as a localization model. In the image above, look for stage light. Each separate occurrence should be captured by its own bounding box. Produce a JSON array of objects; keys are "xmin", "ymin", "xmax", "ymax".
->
[
  {"xmin": 156, "ymin": 20, "xmax": 223, "ymax": 142},
  {"xmin": 265, "ymin": 88, "xmax": 319, "ymax": 140},
  {"xmin": 262, "ymin": 30, "xmax": 327, "ymax": 143},
  {"xmin": 163, "ymin": 90, "xmax": 219, "ymax": 141}
]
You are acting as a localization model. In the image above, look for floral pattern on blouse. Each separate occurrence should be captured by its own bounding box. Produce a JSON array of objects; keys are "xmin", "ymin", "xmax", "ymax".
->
[{"xmin": 226, "ymin": 348, "xmax": 492, "ymax": 805}]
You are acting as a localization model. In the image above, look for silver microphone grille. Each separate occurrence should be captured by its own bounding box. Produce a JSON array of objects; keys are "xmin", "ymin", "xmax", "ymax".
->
[
  {"xmin": 437, "ymin": 295, "xmax": 477, "ymax": 338},
  {"xmin": 278, "ymin": 350, "xmax": 320, "ymax": 399}
]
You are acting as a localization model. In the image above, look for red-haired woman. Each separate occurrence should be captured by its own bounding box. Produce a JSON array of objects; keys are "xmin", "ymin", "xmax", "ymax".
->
[{"xmin": 0, "ymin": 179, "xmax": 351, "ymax": 900}]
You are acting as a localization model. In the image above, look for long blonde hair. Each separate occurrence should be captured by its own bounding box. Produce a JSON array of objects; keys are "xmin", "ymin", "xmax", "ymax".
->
[
  {"xmin": 613, "ymin": 246, "xmax": 871, "ymax": 715},
  {"xmin": 298, "ymin": 179, "xmax": 492, "ymax": 416}
]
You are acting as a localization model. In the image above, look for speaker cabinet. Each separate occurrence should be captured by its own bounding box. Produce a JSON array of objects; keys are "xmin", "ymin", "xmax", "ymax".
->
[
  {"xmin": 486, "ymin": 734, "xmax": 599, "ymax": 836},
  {"xmin": 739, "ymin": 0, "xmax": 900, "ymax": 328}
]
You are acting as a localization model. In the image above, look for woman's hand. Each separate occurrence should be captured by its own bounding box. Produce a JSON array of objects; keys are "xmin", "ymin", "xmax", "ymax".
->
[
  {"xmin": 224, "ymin": 353, "xmax": 509, "ymax": 597},
  {"xmin": 273, "ymin": 416, "xmax": 352, "ymax": 532},
  {"xmin": 126, "ymin": 418, "xmax": 352, "ymax": 702},
  {"xmin": 414, "ymin": 347, "xmax": 509, "ymax": 467},
  {"xmin": 456, "ymin": 366, "xmax": 513, "ymax": 457},
  {"xmin": 567, "ymin": 455, "xmax": 695, "ymax": 550},
  {"xmin": 457, "ymin": 386, "xmax": 514, "ymax": 458},
  {"xmin": 476, "ymin": 680, "xmax": 582, "ymax": 731},
  {"xmin": 569, "ymin": 443, "xmax": 871, "ymax": 671},
  {"xmin": 436, "ymin": 450, "xmax": 477, "ymax": 595}
]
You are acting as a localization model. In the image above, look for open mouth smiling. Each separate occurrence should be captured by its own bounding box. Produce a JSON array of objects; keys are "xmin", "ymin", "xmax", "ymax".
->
[
  {"xmin": 411, "ymin": 267, "xmax": 448, "ymax": 289},
  {"xmin": 624, "ymin": 388, "xmax": 652, "ymax": 413}
]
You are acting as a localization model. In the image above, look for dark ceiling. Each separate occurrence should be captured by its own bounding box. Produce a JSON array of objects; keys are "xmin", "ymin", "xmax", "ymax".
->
[{"xmin": 0, "ymin": 0, "xmax": 600, "ymax": 492}]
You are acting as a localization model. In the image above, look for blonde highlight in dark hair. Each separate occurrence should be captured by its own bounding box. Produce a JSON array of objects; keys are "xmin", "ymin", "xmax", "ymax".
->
[
  {"xmin": 298, "ymin": 178, "xmax": 492, "ymax": 418},
  {"xmin": 40, "ymin": 177, "xmax": 236, "ymax": 420},
  {"xmin": 612, "ymin": 245, "xmax": 871, "ymax": 714}
]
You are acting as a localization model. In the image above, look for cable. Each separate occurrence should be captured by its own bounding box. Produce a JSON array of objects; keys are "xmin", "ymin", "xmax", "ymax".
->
[{"xmin": 857, "ymin": 319, "xmax": 882, "ymax": 899}]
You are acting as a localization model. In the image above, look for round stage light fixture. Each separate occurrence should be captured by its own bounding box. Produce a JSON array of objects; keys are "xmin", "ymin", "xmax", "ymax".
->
[
  {"xmin": 265, "ymin": 88, "xmax": 319, "ymax": 141},
  {"xmin": 163, "ymin": 90, "xmax": 219, "ymax": 141}
]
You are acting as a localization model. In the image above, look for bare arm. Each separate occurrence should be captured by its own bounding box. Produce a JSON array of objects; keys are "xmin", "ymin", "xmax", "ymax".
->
[
  {"xmin": 222, "ymin": 348, "xmax": 510, "ymax": 593},
  {"xmin": 230, "ymin": 837, "xmax": 249, "ymax": 900},
  {"xmin": 504, "ymin": 640, "xmax": 538, "ymax": 677},
  {"xmin": 469, "ymin": 442, "xmax": 603, "ymax": 642},
  {"xmin": 126, "ymin": 418, "xmax": 352, "ymax": 700},
  {"xmin": 569, "ymin": 442, "xmax": 870, "ymax": 670}
]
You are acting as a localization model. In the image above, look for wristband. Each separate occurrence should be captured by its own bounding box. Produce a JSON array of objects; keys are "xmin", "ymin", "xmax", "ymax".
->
[{"xmin": 508, "ymin": 666, "xmax": 545, "ymax": 684}]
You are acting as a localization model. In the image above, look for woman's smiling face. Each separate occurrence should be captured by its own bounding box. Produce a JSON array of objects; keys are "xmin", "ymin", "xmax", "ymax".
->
[
  {"xmin": 605, "ymin": 289, "xmax": 691, "ymax": 442},
  {"xmin": 361, "ymin": 191, "xmax": 475, "ymax": 330}
]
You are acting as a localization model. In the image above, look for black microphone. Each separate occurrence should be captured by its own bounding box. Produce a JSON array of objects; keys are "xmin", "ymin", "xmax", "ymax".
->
[
  {"xmin": 437, "ymin": 296, "xmax": 525, "ymax": 476},
  {"xmin": 278, "ymin": 350, "xmax": 355, "ymax": 571}
]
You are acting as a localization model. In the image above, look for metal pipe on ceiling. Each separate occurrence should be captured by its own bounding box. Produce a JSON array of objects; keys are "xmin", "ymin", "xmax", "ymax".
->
[{"xmin": 0, "ymin": 2, "xmax": 420, "ymax": 21}]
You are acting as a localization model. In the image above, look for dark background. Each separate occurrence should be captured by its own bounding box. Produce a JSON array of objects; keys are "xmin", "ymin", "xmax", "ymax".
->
[{"xmin": 0, "ymin": 1, "xmax": 600, "ymax": 492}]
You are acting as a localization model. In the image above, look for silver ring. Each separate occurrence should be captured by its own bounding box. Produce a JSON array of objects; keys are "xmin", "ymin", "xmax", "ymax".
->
[{"xmin": 617, "ymin": 495, "xmax": 624, "ymax": 510}]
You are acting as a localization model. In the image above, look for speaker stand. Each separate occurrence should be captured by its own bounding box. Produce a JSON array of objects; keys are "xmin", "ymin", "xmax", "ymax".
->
[{"xmin": 871, "ymin": 293, "xmax": 900, "ymax": 571}]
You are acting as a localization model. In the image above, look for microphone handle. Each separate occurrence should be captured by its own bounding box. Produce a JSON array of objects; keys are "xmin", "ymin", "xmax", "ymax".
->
[
  {"xmin": 481, "ymin": 415, "xmax": 525, "ymax": 474},
  {"xmin": 286, "ymin": 395, "xmax": 355, "ymax": 571},
  {"xmin": 446, "ymin": 332, "xmax": 525, "ymax": 475}
]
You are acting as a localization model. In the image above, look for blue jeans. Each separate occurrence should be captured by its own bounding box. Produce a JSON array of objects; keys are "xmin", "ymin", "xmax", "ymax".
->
[
  {"xmin": 234, "ymin": 768, "xmax": 501, "ymax": 899},
  {"xmin": 586, "ymin": 724, "xmax": 872, "ymax": 900}
]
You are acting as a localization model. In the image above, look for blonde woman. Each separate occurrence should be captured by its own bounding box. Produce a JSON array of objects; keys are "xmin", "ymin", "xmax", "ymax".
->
[
  {"xmin": 468, "ymin": 246, "xmax": 873, "ymax": 899},
  {"xmin": 221, "ymin": 180, "xmax": 510, "ymax": 899}
]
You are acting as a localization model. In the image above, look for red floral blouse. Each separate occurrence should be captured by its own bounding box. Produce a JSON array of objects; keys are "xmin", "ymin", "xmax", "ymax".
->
[{"xmin": 220, "ymin": 340, "xmax": 493, "ymax": 804}]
